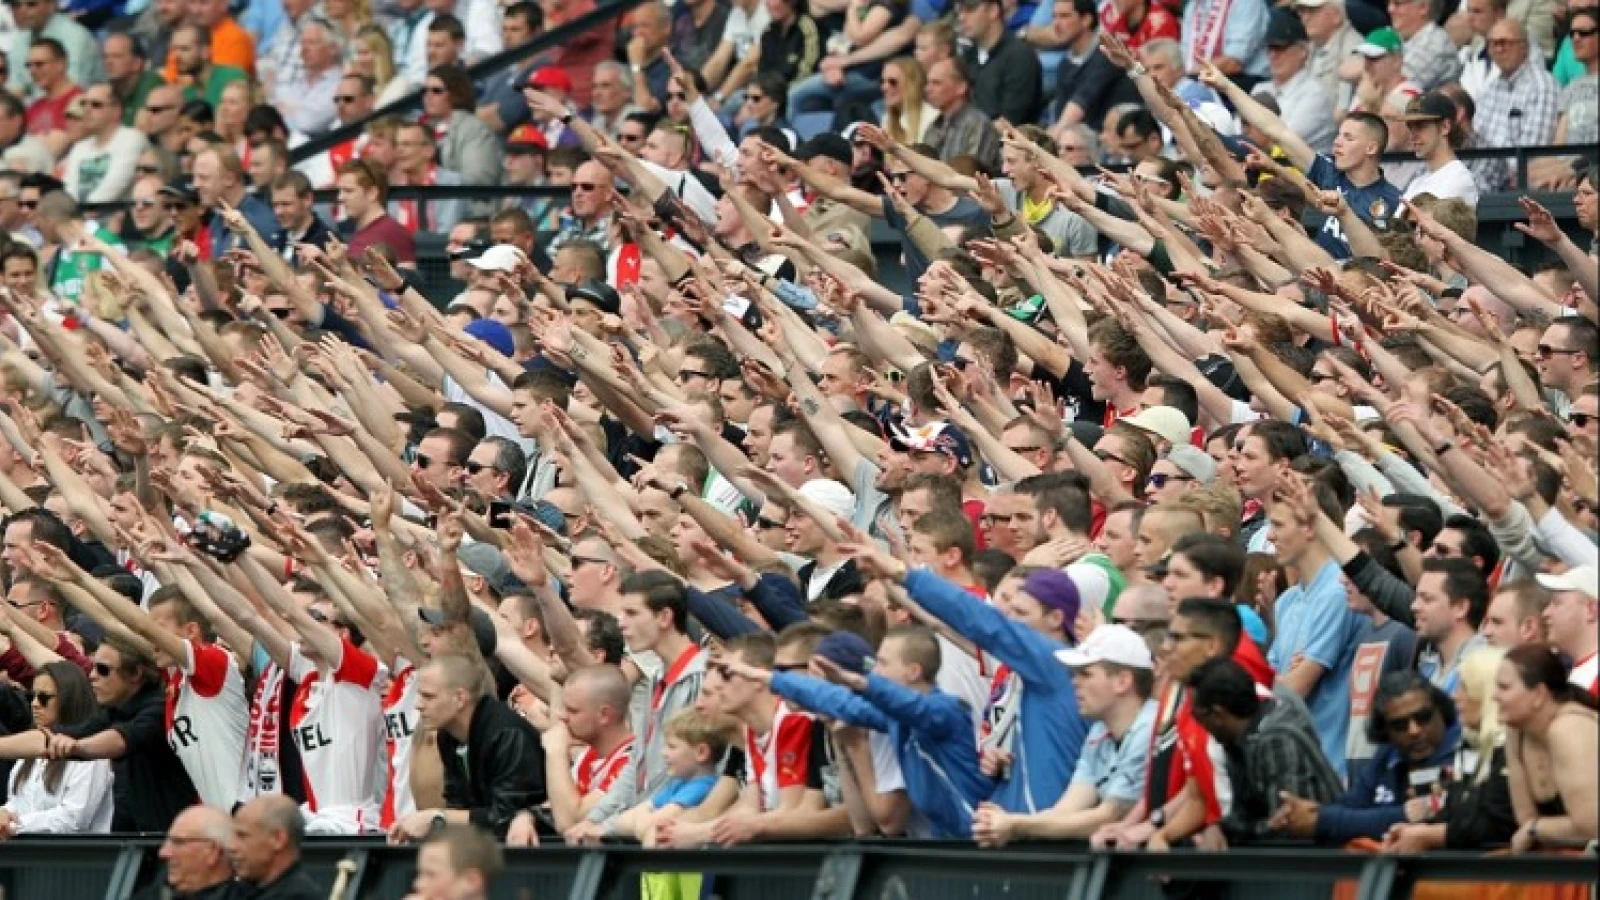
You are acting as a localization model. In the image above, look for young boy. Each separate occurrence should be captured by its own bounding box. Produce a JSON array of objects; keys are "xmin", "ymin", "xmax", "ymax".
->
[{"xmin": 612, "ymin": 709, "xmax": 736, "ymax": 846}]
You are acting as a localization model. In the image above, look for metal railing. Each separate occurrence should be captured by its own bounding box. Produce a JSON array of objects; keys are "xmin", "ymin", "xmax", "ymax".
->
[{"xmin": 0, "ymin": 839, "xmax": 1593, "ymax": 900}]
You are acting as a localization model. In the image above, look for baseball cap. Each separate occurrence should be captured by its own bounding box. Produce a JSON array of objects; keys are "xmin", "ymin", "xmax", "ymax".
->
[
  {"xmin": 1122, "ymin": 406, "xmax": 1192, "ymax": 448},
  {"xmin": 798, "ymin": 478, "xmax": 856, "ymax": 522},
  {"xmin": 448, "ymin": 237, "xmax": 492, "ymax": 262},
  {"xmin": 464, "ymin": 318, "xmax": 515, "ymax": 358},
  {"xmin": 1357, "ymin": 26, "xmax": 1403, "ymax": 57},
  {"xmin": 816, "ymin": 631, "xmax": 876, "ymax": 676},
  {"xmin": 796, "ymin": 133, "xmax": 852, "ymax": 168},
  {"xmin": 890, "ymin": 421, "xmax": 974, "ymax": 469},
  {"xmin": 459, "ymin": 542, "xmax": 522, "ymax": 595},
  {"xmin": 418, "ymin": 605, "xmax": 499, "ymax": 658},
  {"xmin": 1536, "ymin": 566, "xmax": 1599, "ymax": 601},
  {"xmin": 1166, "ymin": 445, "xmax": 1219, "ymax": 484},
  {"xmin": 566, "ymin": 278, "xmax": 622, "ymax": 315},
  {"xmin": 527, "ymin": 66, "xmax": 574, "ymax": 94},
  {"xmin": 1055, "ymin": 624, "xmax": 1155, "ymax": 670},
  {"xmin": 1294, "ymin": 0, "xmax": 1333, "ymax": 7},
  {"xmin": 1265, "ymin": 7, "xmax": 1309, "ymax": 47},
  {"xmin": 1401, "ymin": 91, "xmax": 1458, "ymax": 123},
  {"xmin": 840, "ymin": 122, "xmax": 875, "ymax": 144},
  {"xmin": 159, "ymin": 179, "xmax": 200, "ymax": 205},
  {"xmin": 468, "ymin": 243, "xmax": 525, "ymax": 273},
  {"xmin": 1021, "ymin": 569, "xmax": 1080, "ymax": 625},
  {"xmin": 506, "ymin": 124, "xmax": 549, "ymax": 152}
]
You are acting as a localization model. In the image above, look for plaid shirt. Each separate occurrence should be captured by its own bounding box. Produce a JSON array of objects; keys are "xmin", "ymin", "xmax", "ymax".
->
[
  {"xmin": 1474, "ymin": 58, "xmax": 1560, "ymax": 188},
  {"xmin": 1223, "ymin": 699, "xmax": 1346, "ymax": 843},
  {"xmin": 1402, "ymin": 23, "xmax": 1462, "ymax": 91}
]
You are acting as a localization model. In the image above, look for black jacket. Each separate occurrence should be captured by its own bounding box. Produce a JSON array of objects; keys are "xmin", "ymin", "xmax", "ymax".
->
[
  {"xmin": 964, "ymin": 33, "xmax": 1043, "ymax": 126},
  {"xmin": 60, "ymin": 680, "xmax": 199, "ymax": 833},
  {"xmin": 1432, "ymin": 745, "xmax": 1517, "ymax": 849},
  {"xmin": 438, "ymin": 696, "xmax": 547, "ymax": 838},
  {"xmin": 245, "ymin": 861, "xmax": 321, "ymax": 900},
  {"xmin": 271, "ymin": 215, "xmax": 335, "ymax": 258}
]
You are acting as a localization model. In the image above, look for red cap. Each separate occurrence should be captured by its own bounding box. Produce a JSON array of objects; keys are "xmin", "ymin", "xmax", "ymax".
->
[
  {"xmin": 527, "ymin": 66, "xmax": 574, "ymax": 94},
  {"xmin": 506, "ymin": 124, "xmax": 549, "ymax": 150}
]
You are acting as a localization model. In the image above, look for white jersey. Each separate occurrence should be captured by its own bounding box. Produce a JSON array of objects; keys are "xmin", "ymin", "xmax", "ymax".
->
[
  {"xmin": 240, "ymin": 656, "xmax": 290, "ymax": 802},
  {"xmin": 289, "ymin": 640, "xmax": 385, "ymax": 834},
  {"xmin": 380, "ymin": 657, "xmax": 420, "ymax": 828},
  {"xmin": 167, "ymin": 639, "xmax": 249, "ymax": 808}
]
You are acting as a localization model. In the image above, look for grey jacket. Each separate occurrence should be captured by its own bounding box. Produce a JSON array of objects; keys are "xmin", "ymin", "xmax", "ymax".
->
[{"xmin": 438, "ymin": 111, "xmax": 503, "ymax": 216}]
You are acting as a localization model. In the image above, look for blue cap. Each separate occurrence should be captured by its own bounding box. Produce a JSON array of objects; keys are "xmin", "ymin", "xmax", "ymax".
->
[
  {"xmin": 464, "ymin": 318, "xmax": 515, "ymax": 358},
  {"xmin": 816, "ymin": 631, "xmax": 877, "ymax": 676}
]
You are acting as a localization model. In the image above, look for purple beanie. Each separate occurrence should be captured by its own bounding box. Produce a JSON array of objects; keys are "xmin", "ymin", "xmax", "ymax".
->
[{"xmin": 1022, "ymin": 569, "xmax": 1081, "ymax": 625}]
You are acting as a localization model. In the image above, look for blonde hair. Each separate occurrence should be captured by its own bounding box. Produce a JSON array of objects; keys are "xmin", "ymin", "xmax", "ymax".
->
[
  {"xmin": 1175, "ymin": 482, "xmax": 1244, "ymax": 539},
  {"xmin": 357, "ymin": 24, "xmax": 398, "ymax": 93},
  {"xmin": 665, "ymin": 709, "xmax": 737, "ymax": 758},
  {"xmin": 882, "ymin": 57, "xmax": 927, "ymax": 145},
  {"xmin": 1457, "ymin": 646, "xmax": 1506, "ymax": 783}
]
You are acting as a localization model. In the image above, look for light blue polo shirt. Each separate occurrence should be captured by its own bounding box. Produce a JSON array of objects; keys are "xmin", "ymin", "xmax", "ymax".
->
[
  {"xmin": 1069, "ymin": 699, "xmax": 1158, "ymax": 803},
  {"xmin": 1268, "ymin": 559, "xmax": 1360, "ymax": 778}
]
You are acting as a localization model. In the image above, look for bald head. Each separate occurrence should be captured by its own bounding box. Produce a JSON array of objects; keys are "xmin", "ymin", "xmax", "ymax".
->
[
  {"xmin": 1487, "ymin": 18, "xmax": 1530, "ymax": 72},
  {"xmin": 568, "ymin": 663, "xmax": 632, "ymax": 712},
  {"xmin": 241, "ymin": 794, "xmax": 304, "ymax": 849},
  {"xmin": 428, "ymin": 652, "xmax": 489, "ymax": 695},
  {"xmin": 1458, "ymin": 286, "xmax": 1514, "ymax": 335},
  {"xmin": 1114, "ymin": 583, "xmax": 1172, "ymax": 623}
]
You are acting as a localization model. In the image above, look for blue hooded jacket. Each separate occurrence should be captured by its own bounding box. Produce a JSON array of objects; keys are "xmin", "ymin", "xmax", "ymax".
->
[
  {"xmin": 772, "ymin": 672, "xmax": 987, "ymax": 838},
  {"xmin": 1314, "ymin": 720, "xmax": 1463, "ymax": 843},
  {"xmin": 903, "ymin": 568, "xmax": 1087, "ymax": 813}
]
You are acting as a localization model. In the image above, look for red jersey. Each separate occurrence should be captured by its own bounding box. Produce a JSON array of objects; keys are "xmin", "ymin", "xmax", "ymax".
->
[
  {"xmin": 1100, "ymin": 0, "xmax": 1181, "ymax": 52},
  {"xmin": 575, "ymin": 736, "xmax": 635, "ymax": 796},
  {"xmin": 380, "ymin": 657, "xmax": 420, "ymax": 828},
  {"xmin": 26, "ymin": 86, "xmax": 83, "ymax": 136},
  {"xmin": 745, "ymin": 701, "xmax": 817, "ymax": 811},
  {"xmin": 1570, "ymin": 653, "xmax": 1598, "ymax": 698},
  {"xmin": 347, "ymin": 213, "xmax": 417, "ymax": 265}
]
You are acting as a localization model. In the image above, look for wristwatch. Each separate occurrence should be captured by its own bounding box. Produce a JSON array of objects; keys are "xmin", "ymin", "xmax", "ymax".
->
[
  {"xmin": 669, "ymin": 484, "xmax": 688, "ymax": 500},
  {"xmin": 1128, "ymin": 62, "xmax": 1147, "ymax": 79},
  {"xmin": 1432, "ymin": 440, "xmax": 1455, "ymax": 457},
  {"xmin": 1150, "ymin": 808, "xmax": 1167, "ymax": 828},
  {"xmin": 429, "ymin": 812, "xmax": 448, "ymax": 835}
]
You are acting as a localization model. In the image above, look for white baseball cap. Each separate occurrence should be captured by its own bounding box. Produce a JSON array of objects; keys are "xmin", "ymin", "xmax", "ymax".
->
[
  {"xmin": 467, "ymin": 244, "xmax": 525, "ymax": 273},
  {"xmin": 1055, "ymin": 624, "xmax": 1154, "ymax": 670},
  {"xmin": 798, "ymin": 478, "xmax": 856, "ymax": 522},
  {"xmin": 1536, "ymin": 566, "xmax": 1599, "ymax": 602},
  {"xmin": 1122, "ymin": 406, "xmax": 1192, "ymax": 448}
]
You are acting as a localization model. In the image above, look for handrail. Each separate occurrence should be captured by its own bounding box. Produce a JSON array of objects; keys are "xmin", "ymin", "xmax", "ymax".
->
[
  {"xmin": 0, "ymin": 839, "xmax": 1593, "ymax": 900},
  {"xmin": 287, "ymin": 0, "xmax": 647, "ymax": 163}
]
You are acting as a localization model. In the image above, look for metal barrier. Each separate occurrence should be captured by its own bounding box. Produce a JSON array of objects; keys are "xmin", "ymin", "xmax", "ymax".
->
[{"xmin": 0, "ymin": 839, "xmax": 1593, "ymax": 900}]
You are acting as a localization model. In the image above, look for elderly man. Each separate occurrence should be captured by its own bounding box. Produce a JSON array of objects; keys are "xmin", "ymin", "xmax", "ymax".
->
[
  {"xmin": 232, "ymin": 795, "xmax": 320, "ymax": 900},
  {"xmin": 263, "ymin": 0, "xmax": 318, "ymax": 105},
  {"xmin": 1473, "ymin": 18, "xmax": 1558, "ymax": 187},
  {"xmin": 1296, "ymin": 0, "xmax": 1363, "ymax": 108},
  {"xmin": 61, "ymin": 84, "xmax": 150, "ymax": 202},
  {"xmin": 146, "ymin": 805, "xmax": 238, "ymax": 900},
  {"xmin": 1390, "ymin": 0, "xmax": 1462, "ymax": 89},
  {"xmin": 923, "ymin": 58, "xmax": 1002, "ymax": 173},
  {"xmin": 1253, "ymin": 8, "xmax": 1336, "ymax": 153},
  {"xmin": 274, "ymin": 19, "xmax": 343, "ymax": 136}
]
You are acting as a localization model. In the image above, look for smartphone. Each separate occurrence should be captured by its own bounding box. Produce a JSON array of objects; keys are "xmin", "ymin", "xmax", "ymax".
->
[{"xmin": 488, "ymin": 501, "xmax": 514, "ymax": 530}]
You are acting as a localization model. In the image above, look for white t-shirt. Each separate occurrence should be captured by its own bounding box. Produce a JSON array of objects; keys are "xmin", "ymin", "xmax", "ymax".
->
[
  {"xmin": 289, "ymin": 640, "xmax": 386, "ymax": 833},
  {"xmin": 168, "ymin": 639, "xmax": 250, "ymax": 809},
  {"xmin": 1402, "ymin": 159, "xmax": 1481, "ymax": 208}
]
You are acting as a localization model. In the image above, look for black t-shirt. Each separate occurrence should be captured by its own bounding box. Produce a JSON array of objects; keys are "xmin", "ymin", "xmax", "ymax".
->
[
  {"xmin": 61, "ymin": 682, "xmax": 200, "ymax": 833},
  {"xmin": 1054, "ymin": 47, "xmax": 1141, "ymax": 130}
]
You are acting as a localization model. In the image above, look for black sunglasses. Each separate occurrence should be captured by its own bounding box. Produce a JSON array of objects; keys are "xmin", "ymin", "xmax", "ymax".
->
[
  {"xmin": 1147, "ymin": 472, "xmax": 1193, "ymax": 489},
  {"xmin": 414, "ymin": 453, "xmax": 434, "ymax": 469},
  {"xmin": 755, "ymin": 516, "xmax": 786, "ymax": 529},
  {"xmin": 94, "ymin": 662, "xmax": 114, "ymax": 677},
  {"xmin": 464, "ymin": 461, "xmax": 494, "ymax": 475},
  {"xmin": 1571, "ymin": 412, "xmax": 1593, "ymax": 428},
  {"xmin": 29, "ymin": 690, "xmax": 55, "ymax": 705}
]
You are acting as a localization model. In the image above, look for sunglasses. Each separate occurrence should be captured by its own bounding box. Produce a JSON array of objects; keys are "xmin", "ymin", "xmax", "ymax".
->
[
  {"xmin": 571, "ymin": 555, "xmax": 610, "ymax": 569},
  {"xmin": 94, "ymin": 662, "xmax": 114, "ymax": 677},
  {"xmin": 678, "ymin": 369, "xmax": 713, "ymax": 381},
  {"xmin": 414, "ymin": 453, "xmax": 434, "ymax": 469},
  {"xmin": 464, "ymin": 461, "xmax": 494, "ymax": 474},
  {"xmin": 572, "ymin": 182, "xmax": 601, "ymax": 192},
  {"xmin": 755, "ymin": 516, "xmax": 786, "ymax": 529},
  {"xmin": 1096, "ymin": 450, "xmax": 1132, "ymax": 467},
  {"xmin": 424, "ymin": 85, "xmax": 448, "ymax": 94},
  {"xmin": 1536, "ymin": 344, "xmax": 1584, "ymax": 359},
  {"xmin": 1384, "ymin": 707, "xmax": 1436, "ymax": 732},
  {"xmin": 29, "ymin": 690, "xmax": 54, "ymax": 706},
  {"xmin": 887, "ymin": 171, "xmax": 912, "ymax": 183},
  {"xmin": 1572, "ymin": 26, "xmax": 1599, "ymax": 36},
  {"xmin": 772, "ymin": 663, "xmax": 807, "ymax": 673},
  {"xmin": 667, "ymin": 92, "xmax": 687, "ymax": 101},
  {"xmin": 145, "ymin": 105, "xmax": 174, "ymax": 114},
  {"xmin": 1571, "ymin": 412, "xmax": 1593, "ymax": 428},
  {"xmin": 1147, "ymin": 472, "xmax": 1193, "ymax": 489}
]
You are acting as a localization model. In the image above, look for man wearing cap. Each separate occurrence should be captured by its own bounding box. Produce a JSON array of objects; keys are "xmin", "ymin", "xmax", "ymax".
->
[
  {"xmin": 973, "ymin": 624, "xmax": 1157, "ymax": 844},
  {"xmin": 1537, "ymin": 566, "xmax": 1598, "ymax": 696},
  {"xmin": 1145, "ymin": 446, "xmax": 1215, "ymax": 503},
  {"xmin": 1296, "ymin": 0, "xmax": 1363, "ymax": 109},
  {"xmin": 847, "ymin": 545, "xmax": 1088, "ymax": 815},
  {"xmin": 522, "ymin": 67, "xmax": 584, "ymax": 148},
  {"xmin": 500, "ymin": 127, "xmax": 554, "ymax": 220},
  {"xmin": 896, "ymin": 421, "xmax": 988, "ymax": 521},
  {"xmin": 1253, "ymin": 8, "xmax": 1335, "ymax": 154},
  {"xmin": 791, "ymin": 133, "xmax": 870, "ymax": 237},
  {"xmin": 1399, "ymin": 92, "xmax": 1481, "ymax": 205},
  {"xmin": 1387, "ymin": 0, "xmax": 1461, "ymax": 90},
  {"xmin": 1121, "ymin": 406, "xmax": 1191, "ymax": 456},
  {"xmin": 1351, "ymin": 27, "xmax": 1421, "ymax": 120}
]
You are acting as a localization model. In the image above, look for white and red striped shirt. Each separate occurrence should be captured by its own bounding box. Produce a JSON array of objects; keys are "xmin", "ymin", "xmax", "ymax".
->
[
  {"xmin": 380, "ymin": 657, "xmax": 420, "ymax": 828},
  {"xmin": 744, "ymin": 701, "xmax": 816, "ymax": 812},
  {"xmin": 166, "ymin": 639, "xmax": 249, "ymax": 809},
  {"xmin": 1570, "ymin": 653, "xmax": 1598, "ymax": 698},
  {"xmin": 574, "ymin": 735, "xmax": 635, "ymax": 796},
  {"xmin": 289, "ymin": 640, "xmax": 385, "ymax": 833}
]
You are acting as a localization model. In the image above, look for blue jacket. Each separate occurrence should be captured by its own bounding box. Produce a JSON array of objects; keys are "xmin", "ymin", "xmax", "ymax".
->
[
  {"xmin": 903, "ymin": 568, "xmax": 1087, "ymax": 813},
  {"xmin": 1315, "ymin": 721, "xmax": 1463, "ymax": 843},
  {"xmin": 772, "ymin": 672, "xmax": 987, "ymax": 838},
  {"xmin": 686, "ymin": 574, "xmax": 807, "ymax": 639}
]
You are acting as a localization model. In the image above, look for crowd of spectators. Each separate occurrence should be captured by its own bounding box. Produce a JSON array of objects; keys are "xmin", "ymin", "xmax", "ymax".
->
[{"xmin": 0, "ymin": 0, "xmax": 1590, "ymax": 896}]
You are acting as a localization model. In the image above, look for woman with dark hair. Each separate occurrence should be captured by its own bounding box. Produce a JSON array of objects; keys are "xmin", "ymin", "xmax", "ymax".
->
[
  {"xmin": 1497, "ymin": 644, "xmax": 1599, "ymax": 851},
  {"xmin": 0, "ymin": 661, "xmax": 113, "ymax": 835},
  {"xmin": 1271, "ymin": 671, "xmax": 1461, "ymax": 845},
  {"xmin": 421, "ymin": 64, "xmax": 502, "ymax": 192}
]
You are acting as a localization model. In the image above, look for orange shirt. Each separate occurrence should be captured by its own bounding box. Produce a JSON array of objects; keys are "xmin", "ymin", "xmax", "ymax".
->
[{"xmin": 165, "ymin": 17, "xmax": 257, "ymax": 82}]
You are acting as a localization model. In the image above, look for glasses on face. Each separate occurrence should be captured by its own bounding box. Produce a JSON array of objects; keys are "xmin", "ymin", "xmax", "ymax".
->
[
  {"xmin": 1384, "ymin": 706, "xmax": 1436, "ymax": 732},
  {"xmin": 146, "ymin": 105, "xmax": 174, "ymax": 115},
  {"xmin": 667, "ymin": 91, "xmax": 687, "ymax": 101},
  {"xmin": 1536, "ymin": 344, "xmax": 1583, "ymax": 359},
  {"xmin": 1096, "ymin": 450, "xmax": 1131, "ymax": 467},
  {"xmin": 28, "ymin": 690, "xmax": 54, "ymax": 706},
  {"xmin": 571, "ymin": 555, "xmax": 610, "ymax": 569},
  {"xmin": 887, "ymin": 171, "xmax": 911, "ymax": 183},
  {"xmin": 1571, "ymin": 412, "xmax": 1593, "ymax": 428},
  {"xmin": 755, "ymin": 516, "xmax": 786, "ymax": 530},
  {"xmin": 1488, "ymin": 37, "xmax": 1525, "ymax": 47},
  {"xmin": 980, "ymin": 512, "xmax": 1015, "ymax": 526},
  {"xmin": 619, "ymin": 132, "xmax": 644, "ymax": 143},
  {"xmin": 136, "ymin": 164, "xmax": 161, "ymax": 175},
  {"xmin": 1147, "ymin": 472, "xmax": 1193, "ymax": 489},
  {"xmin": 572, "ymin": 181, "xmax": 601, "ymax": 192},
  {"xmin": 773, "ymin": 662, "xmax": 807, "ymax": 673},
  {"xmin": 93, "ymin": 662, "xmax": 114, "ymax": 678},
  {"xmin": 678, "ymin": 369, "xmax": 712, "ymax": 381},
  {"xmin": 414, "ymin": 453, "xmax": 434, "ymax": 469},
  {"xmin": 1006, "ymin": 445, "xmax": 1043, "ymax": 455},
  {"xmin": 1309, "ymin": 371, "xmax": 1339, "ymax": 383},
  {"xmin": 335, "ymin": 94, "xmax": 360, "ymax": 103},
  {"xmin": 464, "ymin": 461, "xmax": 495, "ymax": 475},
  {"xmin": 1572, "ymin": 26, "xmax": 1600, "ymax": 36}
]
